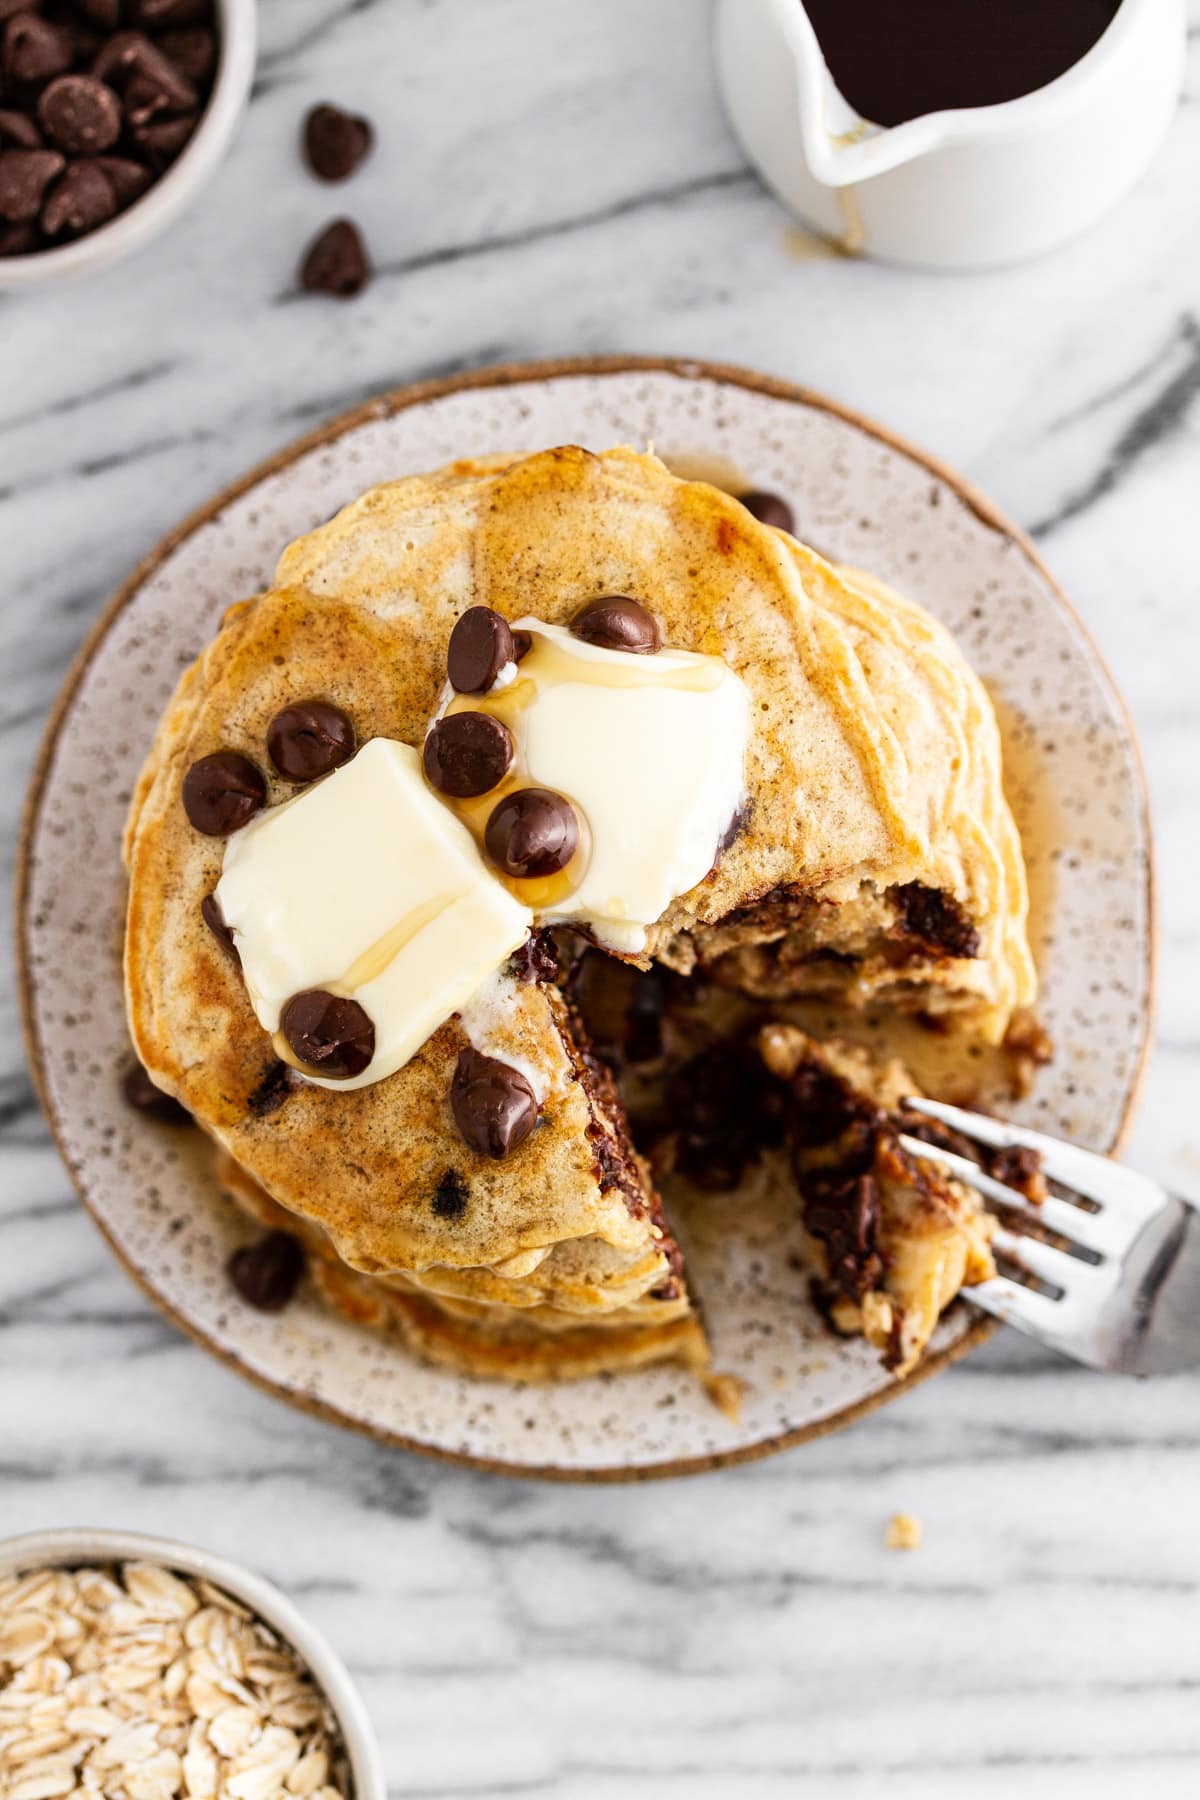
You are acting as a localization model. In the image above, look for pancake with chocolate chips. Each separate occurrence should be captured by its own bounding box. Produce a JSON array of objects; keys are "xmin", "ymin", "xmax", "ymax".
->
[{"xmin": 123, "ymin": 445, "xmax": 1036, "ymax": 1381}]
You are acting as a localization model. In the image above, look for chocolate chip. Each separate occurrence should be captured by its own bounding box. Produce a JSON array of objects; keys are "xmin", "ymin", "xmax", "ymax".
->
[
  {"xmin": 485, "ymin": 787, "xmax": 579, "ymax": 880},
  {"xmin": 122, "ymin": 1059, "xmax": 190, "ymax": 1123},
  {"xmin": 422, "ymin": 711, "xmax": 513, "ymax": 798},
  {"xmin": 200, "ymin": 892, "xmax": 239, "ymax": 964},
  {"xmin": 299, "ymin": 217, "xmax": 369, "ymax": 297},
  {"xmin": 281, "ymin": 990, "xmax": 375, "ymax": 1079},
  {"xmin": 509, "ymin": 928, "xmax": 558, "ymax": 984},
  {"xmin": 41, "ymin": 159, "xmax": 116, "ymax": 235},
  {"xmin": 247, "ymin": 1060, "xmax": 296, "ymax": 1117},
  {"xmin": 0, "ymin": 147, "xmax": 63, "ymax": 221},
  {"xmin": 228, "ymin": 1231, "xmax": 305, "ymax": 1312},
  {"xmin": 77, "ymin": 0, "xmax": 122, "ymax": 29},
  {"xmin": 511, "ymin": 629, "xmax": 532, "ymax": 662},
  {"xmin": 303, "ymin": 102, "xmax": 373, "ymax": 182},
  {"xmin": 266, "ymin": 700, "xmax": 356, "ymax": 782},
  {"xmin": 570, "ymin": 595, "xmax": 660, "ymax": 654},
  {"xmin": 181, "ymin": 751, "xmax": 266, "ymax": 836},
  {"xmin": 0, "ymin": 0, "xmax": 34, "ymax": 20},
  {"xmin": 432, "ymin": 1169, "xmax": 468, "ymax": 1220},
  {"xmin": 158, "ymin": 26, "xmax": 215, "ymax": 86},
  {"xmin": 446, "ymin": 605, "xmax": 514, "ymax": 694},
  {"xmin": 0, "ymin": 217, "xmax": 39, "ymax": 252},
  {"xmin": 740, "ymin": 490, "xmax": 795, "ymax": 534},
  {"xmin": 0, "ymin": 107, "xmax": 43, "ymax": 149},
  {"xmin": 805, "ymin": 1172, "xmax": 884, "ymax": 1303},
  {"xmin": 38, "ymin": 75, "xmax": 122, "ymax": 154},
  {"xmin": 451, "ymin": 1046, "xmax": 539, "ymax": 1160},
  {"xmin": 128, "ymin": 109, "xmax": 195, "ymax": 168},
  {"xmin": 132, "ymin": 0, "xmax": 211, "ymax": 26},
  {"xmin": 91, "ymin": 152, "xmax": 151, "ymax": 206},
  {"xmin": 3, "ymin": 14, "xmax": 73, "ymax": 88},
  {"xmin": 98, "ymin": 32, "xmax": 196, "ymax": 112},
  {"xmin": 891, "ymin": 882, "xmax": 981, "ymax": 959}
]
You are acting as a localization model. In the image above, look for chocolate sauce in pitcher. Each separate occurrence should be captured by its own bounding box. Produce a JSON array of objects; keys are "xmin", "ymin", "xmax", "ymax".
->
[{"xmin": 803, "ymin": 0, "xmax": 1122, "ymax": 127}]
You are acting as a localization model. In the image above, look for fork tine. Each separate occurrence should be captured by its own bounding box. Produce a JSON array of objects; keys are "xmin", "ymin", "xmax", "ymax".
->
[
  {"xmin": 989, "ymin": 1226, "xmax": 1108, "ymax": 1289},
  {"xmin": 961, "ymin": 1272, "xmax": 1067, "ymax": 1327},
  {"xmin": 901, "ymin": 1096, "xmax": 1164, "ymax": 1221},
  {"xmin": 896, "ymin": 1133, "xmax": 1110, "ymax": 1250}
]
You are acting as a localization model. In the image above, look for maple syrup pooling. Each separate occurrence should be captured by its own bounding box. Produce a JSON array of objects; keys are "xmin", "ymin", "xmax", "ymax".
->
[{"xmin": 802, "ymin": 0, "xmax": 1121, "ymax": 128}]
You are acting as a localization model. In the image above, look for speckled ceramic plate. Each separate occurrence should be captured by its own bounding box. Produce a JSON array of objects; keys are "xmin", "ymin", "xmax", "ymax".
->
[{"xmin": 18, "ymin": 357, "xmax": 1154, "ymax": 1480}]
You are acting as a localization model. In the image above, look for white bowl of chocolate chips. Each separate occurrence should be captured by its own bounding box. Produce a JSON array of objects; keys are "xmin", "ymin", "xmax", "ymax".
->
[{"xmin": 0, "ymin": 0, "xmax": 255, "ymax": 287}]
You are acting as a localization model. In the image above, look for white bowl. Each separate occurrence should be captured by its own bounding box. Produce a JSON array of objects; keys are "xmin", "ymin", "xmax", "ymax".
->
[
  {"xmin": 0, "ymin": 1526, "xmax": 386, "ymax": 1800},
  {"xmin": 0, "ymin": 0, "xmax": 256, "ymax": 290}
]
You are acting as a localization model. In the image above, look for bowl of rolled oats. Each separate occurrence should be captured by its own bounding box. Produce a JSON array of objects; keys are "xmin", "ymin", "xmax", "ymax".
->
[{"xmin": 0, "ymin": 1528, "xmax": 385, "ymax": 1800}]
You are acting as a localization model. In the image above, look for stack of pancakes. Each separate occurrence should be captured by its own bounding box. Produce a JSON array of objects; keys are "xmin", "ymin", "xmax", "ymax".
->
[{"xmin": 124, "ymin": 446, "xmax": 1036, "ymax": 1381}]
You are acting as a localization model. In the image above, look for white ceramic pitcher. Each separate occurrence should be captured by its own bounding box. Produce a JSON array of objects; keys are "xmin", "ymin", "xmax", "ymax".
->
[{"xmin": 715, "ymin": 0, "xmax": 1186, "ymax": 270}]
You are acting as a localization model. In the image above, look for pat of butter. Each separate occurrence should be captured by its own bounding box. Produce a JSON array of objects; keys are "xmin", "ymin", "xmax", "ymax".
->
[
  {"xmin": 512, "ymin": 620, "xmax": 751, "ymax": 953},
  {"xmin": 216, "ymin": 738, "xmax": 531, "ymax": 1090}
]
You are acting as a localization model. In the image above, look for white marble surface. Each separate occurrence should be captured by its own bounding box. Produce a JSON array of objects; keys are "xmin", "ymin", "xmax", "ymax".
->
[{"xmin": 2, "ymin": 3, "xmax": 1199, "ymax": 1795}]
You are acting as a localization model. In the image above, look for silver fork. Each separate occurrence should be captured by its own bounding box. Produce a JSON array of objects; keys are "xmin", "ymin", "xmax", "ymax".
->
[{"xmin": 899, "ymin": 1097, "xmax": 1200, "ymax": 1375}]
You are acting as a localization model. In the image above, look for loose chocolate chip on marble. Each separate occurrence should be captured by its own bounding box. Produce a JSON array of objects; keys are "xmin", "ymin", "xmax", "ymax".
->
[
  {"xmin": 281, "ymin": 990, "xmax": 375, "ymax": 1079},
  {"xmin": 266, "ymin": 699, "xmax": 356, "ymax": 781},
  {"xmin": 41, "ymin": 158, "xmax": 116, "ymax": 235},
  {"xmin": 3, "ymin": 13, "xmax": 74, "ymax": 88},
  {"xmin": 431, "ymin": 1168, "xmax": 469, "ymax": 1220},
  {"xmin": 570, "ymin": 595, "xmax": 660, "ymax": 654},
  {"xmin": 129, "ymin": 109, "xmax": 196, "ymax": 169},
  {"xmin": 38, "ymin": 75, "xmax": 122, "ymax": 154},
  {"xmin": 451, "ymin": 1046, "xmax": 539, "ymax": 1160},
  {"xmin": 0, "ymin": 107, "xmax": 43, "ymax": 149},
  {"xmin": 303, "ymin": 102, "xmax": 373, "ymax": 182},
  {"xmin": 422, "ymin": 711, "xmax": 513, "ymax": 799},
  {"xmin": 247, "ymin": 1059, "xmax": 297, "ymax": 1118},
  {"xmin": 228, "ymin": 1231, "xmax": 305, "ymax": 1312},
  {"xmin": 0, "ymin": 147, "xmax": 63, "ymax": 221},
  {"xmin": 158, "ymin": 26, "xmax": 216, "ymax": 86},
  {"xmin": 122, "ymin": 1059, "xmax": 191, "ymax": 1124},
  {"xmin": 484, "ymin": 787, "xmax": 579, "ymax": 881},
  {"xmin": 446, "ymin": 605, "xmax": 514, "ymax": 694},
  {"xmin": 200, "ymin": 892, "xmax": 240, "ymax": 964},
  {"xmin": 299, "ymin": 216, "xmax": 369, "ymax": 297},
  {"xmin": 181, "ymin": 751, "xmax": 266, "ymax": 836},
  {"xmin": 740, "ymin": 489, "xmax": 795, "ymax": 534},
  {"xmin": 92, "ymin": 153, "xmax": 152, "ymax": 206},
  {"xmin": 509, "ymin": 928, "xmax": 559, "ymax": 985}
]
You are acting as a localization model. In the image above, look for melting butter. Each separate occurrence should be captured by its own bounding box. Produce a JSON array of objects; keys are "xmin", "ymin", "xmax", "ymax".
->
[{"xmin": 216, "ymin": 738, "xmax": 531, "ymax": 1091}]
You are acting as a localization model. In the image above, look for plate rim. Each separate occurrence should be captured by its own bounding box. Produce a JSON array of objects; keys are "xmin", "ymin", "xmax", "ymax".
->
[{"xmin": 14, "ymin": 352, "xmax": 1158, "ymax": 1483}]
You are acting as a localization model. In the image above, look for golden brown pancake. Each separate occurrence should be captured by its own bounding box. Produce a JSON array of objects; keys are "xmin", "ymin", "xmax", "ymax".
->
[{"xmin": 124, "ymin": 445, "xmax": 1035, "ymax": 1379}]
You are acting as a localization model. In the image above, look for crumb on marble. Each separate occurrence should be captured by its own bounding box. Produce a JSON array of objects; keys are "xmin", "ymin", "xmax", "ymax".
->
[{"xmin": 885, "ymin": 1512, "xmax": 923, "ymax": 1551}]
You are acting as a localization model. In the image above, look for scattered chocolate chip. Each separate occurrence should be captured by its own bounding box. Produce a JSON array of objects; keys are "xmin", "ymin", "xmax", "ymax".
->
[
  {"xmin": 228, "ymin": 1231, "xmax": 304, "ymax": 1312},
  {"xmin": 281, "ymin": 990, "xmax": 375, "ymax": 1079},
  {"xmin": 0, "ymin": 106, "xmax": 43, "ymax": 149},
  {"xmin": 432, "ymin": 1168, "xmax": 469, "ymax": 1220},
  {"xmin": 422, "ymin": 711, "xmax": 513, "ymax": 798},
  {"xmin": 247, "ymin": 1059, "xmax": 296, "ymax": 1117},
  {"xmin": 446, "ymin": 605, "xmax": 514, "ymax": 694},
  {"xmin": 3, "ymin": 13, "xmax": 73, "ymax": 88},
  {"xmin": 41, "ymin": 158, "xmax": 116, "ymax": 236},
  {"xmin": 450, "ymin": 1046, "xmax": 539, "ymax": 1160},
  {"xmin": 182, "ymin": 751, "xmax": 265, "ymax": 836},
  {"xmin": 266, "ymin": 699, "xmax": 356, "ymax": 782},
  {"xmin": 891, "ymin": 881, "xmax": 981, "ymax": 959},
  {"xmin": 303, "ymin": 101, "xmax": 373, "ymax": 182},
  {"xmin": 485, "ymin": 787, "xmax": 579, "ymax": 881},
  {"xmin": 91, "ymin": 152, "xmax": 151, "ymax": 205},
  {"xmin": 740, "ymin": 489, "xmax": 795, "ymax": 533},
  {"xmin": 127, "ymin": 107, "xmax": 195, "ymax": 169},
  {"xmin": 200, "ymin": 892, "xmax": 239, "ymax": 964},
  {"xmin": 509, "ymin": 928, "xmax": 559, "ymax": 984},
  {"xmin": 122, "ymin": 1059, "xmax": 190, "ymax": 1123},
  {"xmin": 158, "ymin": 26, "xmax": 216, "ymax": 85},
  {"xmin": 570, "ymin": 595, "xmax": 660, "ymax": 654},
  {"xmin": 299, "ymin": 217, "xmax": 369, "ymax": 297},
  {"xmin": 0, "ymin": 147, "xmax": 63, "ymax": 221},
  {"xmin": 37, "ymin": 74, "xmax": 121, "ymax": 154}
]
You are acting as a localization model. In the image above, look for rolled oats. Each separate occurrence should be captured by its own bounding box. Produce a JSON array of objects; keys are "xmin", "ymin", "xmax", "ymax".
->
[{"xmin": 0, "ymin": 1565, "xmax": 350, "ymax": 1800}]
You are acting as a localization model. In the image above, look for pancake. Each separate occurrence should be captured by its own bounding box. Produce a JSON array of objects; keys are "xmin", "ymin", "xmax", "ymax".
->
[{"xmin": 123, "ymin": 445, "xmax": 1036, "ymax": 1380}]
